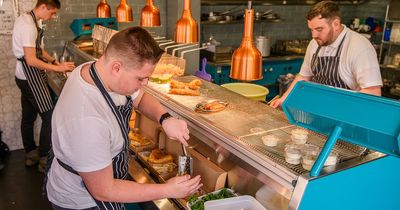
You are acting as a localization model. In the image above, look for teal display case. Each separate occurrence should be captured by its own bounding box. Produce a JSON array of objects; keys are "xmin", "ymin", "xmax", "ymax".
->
[{"xmin": 282, "ymin": 81, "xmax": 400, "ymax": 210}]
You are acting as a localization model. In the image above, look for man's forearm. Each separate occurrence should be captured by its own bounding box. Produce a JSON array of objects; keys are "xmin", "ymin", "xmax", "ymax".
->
[
  {"xmin": 42, "ymin": 49, "xmax": 56, "ymax": 63},
  {"xmin": 359, "ymin": 86, "xmax": 381, "ymax": 96},
  {"xmin": 137, "ymin": 92, "xmax": 167, "ymax": 124},
  {"xmin": 95, "ymin": 179, "xmax": 168, "ymax": 203},
  {"xmin": 25, "ymin": 56, "xmax": 58, "ymax": 72}
]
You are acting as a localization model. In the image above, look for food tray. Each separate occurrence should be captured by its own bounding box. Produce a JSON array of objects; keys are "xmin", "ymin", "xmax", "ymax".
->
[
  {"xmin": 194, "ymin": 100, "xmax": 228, "ymax": 113},
  {"xmin": 187, "ymin": 188, "xmax": 237, "ymax": 210},
  {"xmin": 204, "ymin": 195, "xmax": 266, "ymax": 210},
  {"xmin": 137, "ymin": 151, "xmax": 178, "ymax": 182},
  {"xmin": 129, "ymin": 128, "xmax": 157, "ymax": 153}
]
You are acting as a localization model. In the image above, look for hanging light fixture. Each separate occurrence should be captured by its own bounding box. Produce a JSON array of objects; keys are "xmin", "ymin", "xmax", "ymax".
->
[
  {"xmin": 174, "ymin": 0, "xmax": 198, "ymax": 43},
  {"xmin": 97, "ymin": 0, "xmax": 111, "ymax": 18},
  {"xmin": 230, "ymin": 1, "xmax": 262, "ymax": 81},
  {"xmin": 140, "ymin": 0, "xmax": 160, "ymax": 27},
  {"xmin": 116, "ymin": 0, "xmax": 133, "ymax": 22}
]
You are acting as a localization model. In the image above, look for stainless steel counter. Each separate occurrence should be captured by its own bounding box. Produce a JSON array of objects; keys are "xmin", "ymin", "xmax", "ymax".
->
[
  {"xmin": 144, "ymin": 76, "xmax": 364, "ymax": 192},
  {"xmin": 52, "ymin": 40, "xmax": 373, "ymax": 210}
]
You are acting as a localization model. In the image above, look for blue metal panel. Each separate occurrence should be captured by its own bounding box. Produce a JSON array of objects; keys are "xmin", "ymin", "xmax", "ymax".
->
[
  {"xmin": 282, "ymin": 81, "xmax": 400, "ymax": 158},
  {"xmin": 254, "ymin": 59, "xmax": 303, "ymax": 86},
  {"xmin": 205, "ymin": 59, "xmax": 303, "ymax": 85},
  {"xmin": 298, "ymin": 156, "xmax": 400, "ymax": 210},
  {"xmin": 205, "ymin": 63, "xmax": 232, "ymax": 85}
]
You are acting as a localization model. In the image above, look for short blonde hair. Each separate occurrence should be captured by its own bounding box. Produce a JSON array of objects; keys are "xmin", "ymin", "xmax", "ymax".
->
[{"xmin": 105, "ymin": 27, "xmax": 164, "ymax": 70}]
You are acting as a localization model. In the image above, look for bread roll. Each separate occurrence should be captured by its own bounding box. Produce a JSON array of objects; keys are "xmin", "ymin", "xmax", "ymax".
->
[{"xmin": 148, "ymin": 149, "xmax": 174, "ymax": 164}]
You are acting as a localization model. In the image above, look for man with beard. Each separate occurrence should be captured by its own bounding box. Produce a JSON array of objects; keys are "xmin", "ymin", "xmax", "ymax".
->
[{"xmin": 271, "ymin": 1, "xmax": 382, "ymax": 108}]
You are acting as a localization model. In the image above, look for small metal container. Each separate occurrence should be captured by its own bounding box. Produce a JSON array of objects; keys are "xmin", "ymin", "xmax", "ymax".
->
[
  {"xmin": 178, "ymin": 144, "xmax": 193, "ymax": 176},
  {"xmin": 255, "ymin": 36, "xmax": 271, "ymax": 57}
]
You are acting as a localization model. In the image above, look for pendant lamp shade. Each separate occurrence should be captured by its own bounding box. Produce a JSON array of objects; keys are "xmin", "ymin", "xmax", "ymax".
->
[
  {"xmin": 174, "ymin": 0, "xmax": 198, "ymax": 43},
  {"xmin": 140, "ymin": 0, "xmax": 160, "ymax": 27},
  {"xmin": 230, "ymin": 5, "xmax": 262, "ymax": 81},
  {"xmin": 97, "ymin": 0, "xmax": 111, "ymax": 18},
  {"xmin": 116, "ymin": 0, "xmax": 133, "ymax": 22}
]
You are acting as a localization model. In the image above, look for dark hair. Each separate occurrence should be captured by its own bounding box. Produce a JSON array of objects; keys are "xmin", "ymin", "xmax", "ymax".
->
[
  {"xmin": 105, "ymin": 27, "xmax": 164, "ymax": 69},
  {"xmin": 36, "ymin": 0, "xmax": 61, "ymax": 9},
  {"xmin": 305, "ymin": 1, "xmax": 340, "ymax": 21}
]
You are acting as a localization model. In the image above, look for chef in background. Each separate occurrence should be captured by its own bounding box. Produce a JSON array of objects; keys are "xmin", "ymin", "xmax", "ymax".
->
[
  {"xmin": 271, "ymin": 0, "xmax": 382, "ymax": 108},
  {"xmin": 46, "ymin": 27, "xmax": 202, "ymax": 210},
  {"xmin": 12, "ymin": 0, "xmax": 75, "ymax": 172}
]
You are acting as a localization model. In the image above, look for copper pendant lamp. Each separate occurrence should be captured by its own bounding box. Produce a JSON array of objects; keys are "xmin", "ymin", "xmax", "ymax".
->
[
  {"xmin": 140, "ymin": 0, "xmax": 160, "ymax": 27},
  {"xmin": 97, "ymin": 0, "xmax": 111, "ymax": 18},
  {"xmin": 116, "ymin": 0, "xmax": 133, "ymax": 22},
  {"xmin": 174, "ymin": 0, "xmax": 198, "ymax": 43},
  {"xmin": 230, "ymin": 1, "xmax": 262, "ymax": 81}
]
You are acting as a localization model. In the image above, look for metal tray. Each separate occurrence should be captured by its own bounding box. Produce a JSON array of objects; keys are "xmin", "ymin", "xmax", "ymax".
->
[{"xmin": 137, "ymin": 150, "xmax": 178, "ymax": 182}]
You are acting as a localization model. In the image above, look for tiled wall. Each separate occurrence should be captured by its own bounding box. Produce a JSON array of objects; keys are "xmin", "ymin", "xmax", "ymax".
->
[
  {"xmin": 45, "ymin": 0, "xmax": 167, "ymax": 53},
  {"xmin": 0, "ymin": 0, "xmax": 166, "ymax": 150},
  {"xmin": 201, "ymin": 0, "xmax": 389, "ymax": 47}
]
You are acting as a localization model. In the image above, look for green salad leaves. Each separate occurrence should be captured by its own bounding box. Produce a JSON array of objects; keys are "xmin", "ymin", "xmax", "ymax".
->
[{"xmin": 188, "ymin": 188, "xmax": 236, "ymax": 210}]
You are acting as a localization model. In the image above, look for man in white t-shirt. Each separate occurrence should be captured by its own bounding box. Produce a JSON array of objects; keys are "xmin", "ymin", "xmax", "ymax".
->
[
  {"xmin": 12, "ymin": 0, "xmax": 75, "ymax": 172},
  {"xmin": 46, "ymin": 27, "xmax": 202, "ymax": 210},
  {"xmin": 271, "ymin": 1, "xmax": 382, "ymax": 108}
]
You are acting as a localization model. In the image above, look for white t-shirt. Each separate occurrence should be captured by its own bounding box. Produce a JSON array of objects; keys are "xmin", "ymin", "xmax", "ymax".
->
[
  {"xmin": 300, "ymin": 25, "xmax": 382, "ymax": 90},
  {"xmin": 47, "ymin": 62, "xmax": 141, "ymax": 209},
  {"xmin": 12, "ymin": 13, "xmax": 43, "ymax": 80}
]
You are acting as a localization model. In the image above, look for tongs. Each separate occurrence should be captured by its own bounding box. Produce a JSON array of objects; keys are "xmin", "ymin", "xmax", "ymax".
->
[{"xmin": 178, "ymin": 144, "xmax": 193, "ymax": 176}]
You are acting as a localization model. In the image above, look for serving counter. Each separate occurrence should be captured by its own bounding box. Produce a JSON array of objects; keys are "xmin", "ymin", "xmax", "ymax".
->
[{"xmin": 49, "ymin": 40, "xmax": 400, "ymax": 210}]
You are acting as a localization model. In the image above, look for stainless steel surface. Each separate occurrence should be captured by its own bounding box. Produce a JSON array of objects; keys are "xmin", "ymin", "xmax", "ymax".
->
[
  {"xmin": 53, "ymin": 44, "xmax": 385, "ymax": 210},
  {"xmin": 181, "ymin": 144, "xmax": 188, "ymax": 156},
  {"xmin": 178, "ymin": 143, "xmax": 193, "ymax": 176},
  {"xmin": 255, "ymin": 36, "xmax": 271, "ymax": 57},
  {"xmin": 288, "ymin": 175, "xmax": 308, "ymax": 210},
  {"xmin": 172, "ymin": 44, "xmax": 197, "ymax": 57},
  {"xmin": 143, "ymin": 76, "xmax": 368, "ymax": 187},
  {"xmin": 128, "ymin": 158, "xmax": 179, "ymax": 210},
  {"xmin": 180, "ymin": 46, "xmax": 207, "ymax": 59}
]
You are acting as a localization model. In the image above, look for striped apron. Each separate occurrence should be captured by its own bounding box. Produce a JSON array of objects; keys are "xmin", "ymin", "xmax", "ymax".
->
[
  {"xmin": 55, "ymin": 62, "xmax": 133, "ymax": 210},
  {"xmin": 17, "ymin": 11, "xmax": 54, "ymax": 113},
  {"xmin": 310, "ymin": 35, "xmax": 350, "ymax": 89}
]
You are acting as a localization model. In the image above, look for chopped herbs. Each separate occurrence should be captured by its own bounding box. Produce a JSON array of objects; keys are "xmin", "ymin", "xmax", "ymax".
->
[{"xmin": 188, "ymin": 188, "xmax": 236, "ymax": 210}]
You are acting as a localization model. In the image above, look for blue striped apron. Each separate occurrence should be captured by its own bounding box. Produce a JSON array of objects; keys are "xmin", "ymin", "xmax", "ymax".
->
[
  {"xmin": 56, "ymin": 62, "xmax": 133, "ymax": 210},
  {"xmin": 17, "ymin": 10, "xmax": 54, "ymax": 113},
  {"xmin": 310, "ymin": 35, "xmax": 350, "ymax": 89}
]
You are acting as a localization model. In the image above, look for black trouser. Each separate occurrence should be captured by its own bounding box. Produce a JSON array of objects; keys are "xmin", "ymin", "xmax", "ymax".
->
[{"xmin": 15, "ymin": 77, "xmax": 53, "ymax": 157}]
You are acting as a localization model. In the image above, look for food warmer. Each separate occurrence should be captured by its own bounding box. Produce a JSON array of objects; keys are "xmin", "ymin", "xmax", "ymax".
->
[
  {"xmin": 52, "ymin": 34, "xmax": 400, "ymax": 209},
  {"xmin": 137, "ymin": 77, "xmax": 400, "ymax": 210}
]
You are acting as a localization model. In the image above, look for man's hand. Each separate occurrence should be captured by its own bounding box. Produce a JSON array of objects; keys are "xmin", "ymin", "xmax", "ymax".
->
[
  {"xmin": 162, "ymin": 117, "xmax": 190, "ymax": 146},
  {"xmin": 165, "ymin": 175, "xmax": 202, "ymax": 198},
  {"xmin": 57, "ymin": 62, "xmax": 75, "ymax": 72},
  {"xmin": 270, "ymin": 97, "xmax": 285, "ymax": 108}
]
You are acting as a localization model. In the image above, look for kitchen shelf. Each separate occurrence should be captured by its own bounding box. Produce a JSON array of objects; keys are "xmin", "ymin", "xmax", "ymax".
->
[
  {"xmin": 201, "ymin": 18, "xmax": 282, "ymax": 25},
  {"xmin": 380, "ymin": 64, "xmax": 400, "ymax": 72},
  {"xmin": 382, "ymin": 40, "xmax": 400, "ymax": 46},
  {"xmin": 386, "ymin": 19, "xmax": 400, "ymax": 23},
  {"xmin": 201, "ymin": 0, "xmax": 367, "ymax": 5}
]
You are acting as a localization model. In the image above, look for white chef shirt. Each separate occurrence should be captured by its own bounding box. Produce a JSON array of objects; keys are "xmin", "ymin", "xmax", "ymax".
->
[{"xmin": 300, "ymin": 25, "xmax": 382, "ymax": 90}]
